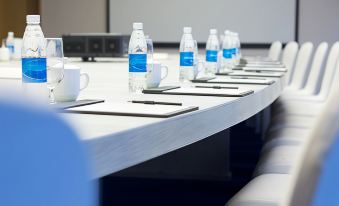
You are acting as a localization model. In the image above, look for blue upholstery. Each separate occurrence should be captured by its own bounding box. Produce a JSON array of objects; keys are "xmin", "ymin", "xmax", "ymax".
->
[
  {"xmin": 312, "ymin": 133, "xmax": 339, "ymax": 206},
  {"xmin": 0, "ymin": 99, "xmax": 97, "ymax": 206}
]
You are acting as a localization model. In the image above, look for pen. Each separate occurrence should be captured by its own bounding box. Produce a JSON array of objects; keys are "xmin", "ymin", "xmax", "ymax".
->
[
  {"xmin": 230, "ymin": 76, "xmax": 266, "ymax": 80},
  {"xmin": 129, "ymin": 100, "xmax": 183, "ymax": 106},
  {"xmin": 195, "ymin": 85, "xmax": 238, "ymax": 89}
]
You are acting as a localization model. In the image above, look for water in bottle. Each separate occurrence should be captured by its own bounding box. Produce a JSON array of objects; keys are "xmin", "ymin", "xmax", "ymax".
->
[
  {"xmin": 234, "ymin": 33, "xmax": 241, "ymax": 65},
  {"xmin": 21, "ymin": 15, "xmax": 48, "ymax": 100},
  {"xmin": 230, "ymin": 32, "xmax": 237, "ymax": 65},
  {"xmin": 205, "ymin": 29, "xmax": 219, "ymax": 76},
  {"xmin": 179, "ymin": 27, "xmax": 195, "ymax": 84},
  {"xmin": 128, "ymin": 22, "xmax": 147, "ymax": 94},
  {"xmin": 221, "ymin": 30, "xmax": 234, "ymax": 72},
  {"xmin": 6, "ymin": 32, "xmax": 15, "ymax": 58}
]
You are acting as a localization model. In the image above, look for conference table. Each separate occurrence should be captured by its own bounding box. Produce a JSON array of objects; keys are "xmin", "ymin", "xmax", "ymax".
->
[{"xmin": 0, "ymin": 50, "xmax": 285, "ymax": 179}]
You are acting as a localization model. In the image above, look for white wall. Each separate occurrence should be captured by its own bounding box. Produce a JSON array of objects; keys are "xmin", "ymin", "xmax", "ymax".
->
[
  {"xmin": 40, "ymin": 0, "xmax": 106, "ymax": 37},
  {"xmin": 40, "ymin": 0, "xmax": 339, "ymax": 45},
  {"xmin": 109, "ymin": 0, "xmax": 296, "ymax": 43},
  {"xmin": 299, "ymin": 0, "xmax": 339, "ymax": 45}
]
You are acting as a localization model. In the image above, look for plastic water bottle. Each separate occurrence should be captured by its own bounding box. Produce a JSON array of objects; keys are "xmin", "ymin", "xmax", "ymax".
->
[
  {"xmin": 6, "ymin": 32, "xmax": 15, "ymax": 58},
  {"xmin": 234, "ymin": 33, "xmax": 241, "ymax": 65},
  {"xmin": 179, "ymin": 27, "xmax": 195, "ymax": 83},
  {"xmin": 221, "ymin": 30, "xmax": 234, "ymax": 72},
  {"xmin": 128, "ymin": 22, "xmax": 147, "ymax": 94},
  {"xmin": 205, "ymin": 29, "xmax": 219, "ymax": 76},
  {"xmin": 21, "ymin": 15, "xmax": 48, "ymax": 100}
]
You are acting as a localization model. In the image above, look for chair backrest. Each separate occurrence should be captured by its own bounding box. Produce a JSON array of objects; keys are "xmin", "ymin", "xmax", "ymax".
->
[
  {"xmin": 268, "ymin": 41, "xmax": 283, "ymax": 61},
  {"xmin": 281, "ymin": 41, "xmax": 299, "ymax": 84},
  {"xmin": 289, "ymin": 42, "xmax": 314, "ymax": 89},
  {"xmin": 0, "ymin": 98, "xmax": 97, "ymax": 206},
  {"xmin": 317, "ymin": 42, "xmax": 339, "ymax": 100},
  {"xmin": 286, "ymin": 61, "xmax": 339, "ymax": 206},
  {"xmin": 303, "ymin": 42, "xmax": 329, "ymax": 95}
]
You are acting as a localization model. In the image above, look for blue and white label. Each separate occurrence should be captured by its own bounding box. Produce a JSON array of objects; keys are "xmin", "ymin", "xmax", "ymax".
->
[
  {"xmin": 206, "ymin": 50, "xmax": 218, "ymax": 62},
  {"xmin": 180, "ymin": 52, "xmax": 194, "ymax": 66},
  {"xmin": 223, "ymin": 49, "xmax": 233, "ymax": 59},
  {"xmin": 129, "ymin": 54, "xmax": 147, "ymax": 72},
  {"xmin": 22, "ymin": 58, "xmax": 47, "ymax": 83},
  {"xmin": 7, "ymin": 45, "xmax": 14, "ymax": 54}
]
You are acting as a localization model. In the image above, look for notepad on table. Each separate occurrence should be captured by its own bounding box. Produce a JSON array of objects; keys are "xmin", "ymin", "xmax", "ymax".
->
[
  {"xmin": 224, "ymin": 71, "xmax": 284, "ymax": 78},
  {"xmin": 192, "ymin": 77, "xmax": 275, "ymax": 85},
  {"xmin": 63, "ymin": 102, "xmax": 199, "ymax": 118},
  {"xmin": 143, "ymin": 86, "xmax": 253, "ymax": 97},
  {"xmin": 242, "ymin": 67, "xmax": 287, "ymax": 72}
]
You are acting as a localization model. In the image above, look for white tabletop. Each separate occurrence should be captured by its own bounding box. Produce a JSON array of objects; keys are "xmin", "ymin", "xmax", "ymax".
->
[{"xmin": 0, "ymin": 52, "xmax": 285, "ymax": 179}]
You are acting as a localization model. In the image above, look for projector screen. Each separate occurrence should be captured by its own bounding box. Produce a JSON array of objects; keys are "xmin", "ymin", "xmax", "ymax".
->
[{"xmin": 109, "ymin": 0, "xmax": 296, "ymax": 44}]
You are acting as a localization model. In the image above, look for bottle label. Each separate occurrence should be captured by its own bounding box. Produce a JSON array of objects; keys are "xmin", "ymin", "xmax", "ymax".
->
[
  {"xmin": 223, "ymin": 49, "xmax": 233, "ymax": 59},
  {"xmin": 7, "ymin": 45, "xmax": 14, "ymax": 53},
  {"xmin": 129, "ymin": 54, "xmax": 147, "ymax": 72},
  {"xmin": 206, "ymin": 50, "xmax": 218, "ymax": 62},
  {"xmin": 180, "ymin": 52, "xmax": 194, "ymax": 66},
  {"xmin": 22, "ymin": 58, "xmax": 47, "ymax": 83}
]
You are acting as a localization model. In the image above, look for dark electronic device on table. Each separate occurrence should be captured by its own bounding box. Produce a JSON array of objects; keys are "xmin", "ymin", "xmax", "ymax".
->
[{"xmin": 62, "ymin": 33, "xmax": 130, "ymax": 62}]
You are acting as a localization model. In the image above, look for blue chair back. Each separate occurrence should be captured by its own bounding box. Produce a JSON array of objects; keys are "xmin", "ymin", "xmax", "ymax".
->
[{"xmin": 0, "ymin": 99, "xmax": 97, "ymax": 206}]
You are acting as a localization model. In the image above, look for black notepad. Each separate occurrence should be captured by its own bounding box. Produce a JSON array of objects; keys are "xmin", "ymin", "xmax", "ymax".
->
[
  {"xmin": 143, "ymin": 86, "xmax": 253, "ymax": 97},
  {"xmin": 242, "ymin": 67, "xmax": 287, "ymax": 72},
  {"xmin": 216, "ymin": 71, "xmax": 284, "ymax": 78},
  {"xmin": 192, "ymin": 77, "xmax": 275, "ymax": 85},
  {"xmin": 54, "ymin": 99, "xmax": 105, "ymax": 110},
  {"xmin": 63, "ymin": 102, "xmax": 199, "ymax": 118}
]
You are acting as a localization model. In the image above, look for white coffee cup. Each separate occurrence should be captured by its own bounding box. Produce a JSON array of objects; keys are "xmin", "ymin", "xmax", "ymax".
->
[
  {"xmin": 54, "ymin": 64, "xmax": 89, "ymax": 102},
  {"xmin": 146, "ymin": 62, "xmax": 168, "ymax": 88}
]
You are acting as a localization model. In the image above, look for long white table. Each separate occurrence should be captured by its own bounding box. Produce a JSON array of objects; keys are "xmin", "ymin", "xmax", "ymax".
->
[{"xmin": 0, "ymin": 51, "xmax": 285, "ymax": 179}]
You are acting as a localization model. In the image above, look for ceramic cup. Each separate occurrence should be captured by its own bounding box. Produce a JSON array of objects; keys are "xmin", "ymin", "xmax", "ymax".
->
[
  {"xmin": 54, "ymin": 64, "xmax": 89, "ymax": 102},
  {"xmin": 146, "ymin": 62, "xmax": 168, "ymax": 88}
]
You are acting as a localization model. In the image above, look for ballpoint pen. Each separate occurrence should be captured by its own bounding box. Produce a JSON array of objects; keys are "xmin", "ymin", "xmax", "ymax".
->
[
  {"xmin": 195, "ymin": 85, "xmax": 239, "ymax": 89},
  {"xmin": 230, "ymin": 76, "xmax": 266, "ymax": 80},
  {"xmin": 129, "ymin": 100, "xmax": 182, "ymax": 106}
]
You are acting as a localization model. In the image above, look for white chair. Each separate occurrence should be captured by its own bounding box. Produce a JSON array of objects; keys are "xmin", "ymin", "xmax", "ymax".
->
[
  {"xmin": 243, "ymin": 41, "xmax": 283, "ymax": 63},
  {"xmin": 269, "ymin": 44, "xmax": 328, "ymax": 130},
  {"xmin": 285, "ymin": 82, "xmax": 339, "ymax": 206},
  {"xmin": 226, "ymin": 74, "xmax": 339, "ymax": 206},
  {"xmin": 281, "ymin": 42, "xmax": 299, "ymax": 84},
  {"xmin": 283, "ymin": 42, "xmax": 314, "ymax": 91},
  {"xmin": 280, "ymin": 42, "xmax": 328, "ymax": 96},
  {"xmin": 267, "ymin": 42, "xmax": 339, "ymax": 134},
  {"xmin": 268, "ymin": 41, "xmax": 283, "ymax": 61},
  {"xmin": 254, "ymin": 58, "xmax": 339, "ymax": 176},
  {"xmin": 273, "ymin": 42, "xmax": 339, "ymax": 117},
  {"xmin": 0, "ymin": 98, "xmax": 97, "ymax": 206}
]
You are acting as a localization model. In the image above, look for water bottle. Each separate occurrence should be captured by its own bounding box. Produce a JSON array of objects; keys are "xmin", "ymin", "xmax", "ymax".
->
[
  {"xmin": 205, "ymin": 29, "xmax": 219, "ymax": 76},
  {"xmin": 128, "ymin": 22, "xmax": 147, "ymax": 94},
  {"xmin": 230, "ymin": 32, "xmax": 237, "ymax": 65},
  {"xmin": 21, "ymin": 15, "xmax": 48, "ymax": 100},
  {"xmin": 6, "ymin": 32, "xmax": 15, "ymax": 59},
  {"xmin": 179, "ymin": 27, "xmax": 195, "ymax": 83},
  {"xmin": 234, "ymin": 33, "xmax": 242, "ymax": 65},
  {"xmin": 221, "ymin": 30, "xmax": 234, "ymax": 72}
]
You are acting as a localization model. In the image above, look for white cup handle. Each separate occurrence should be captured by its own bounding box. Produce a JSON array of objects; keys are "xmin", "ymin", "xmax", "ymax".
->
[
  {"xmin": 161, "ymin": 65, "xmax": 168, "ymax": 80},
  {"xmin": 80, "ymin": 73, "xmax": 90, "ymax": 91}
]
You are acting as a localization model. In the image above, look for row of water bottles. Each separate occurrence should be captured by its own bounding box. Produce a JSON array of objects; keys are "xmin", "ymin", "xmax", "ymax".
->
[
  {"xmin": 128, "ymin": 23, "xmax": 242, "ymax": 94},
  {"xmin": 220, "ymin": 30, "xmax": 242, "ymax": 72},
  {"xmin": 179, "ymin": 27, "xmax": 242, "ymax": 83}
]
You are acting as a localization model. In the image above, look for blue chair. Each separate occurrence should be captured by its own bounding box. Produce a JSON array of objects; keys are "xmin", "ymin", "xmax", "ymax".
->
[{"xmin": 0, "ymin": 98, "xmax": 97, "ymax": 206}]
